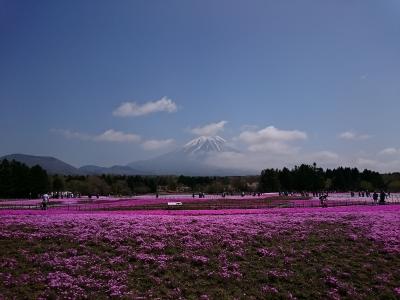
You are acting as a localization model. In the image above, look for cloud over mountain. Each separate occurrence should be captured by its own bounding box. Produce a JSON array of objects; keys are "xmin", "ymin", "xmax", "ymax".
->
[
  {"xmin": 189, "ymin": 121, "xmax": 227, "ymax": 136},
  {"xmin": 141, "ymin": 139, "xmax": 175, "ymax": 150}
]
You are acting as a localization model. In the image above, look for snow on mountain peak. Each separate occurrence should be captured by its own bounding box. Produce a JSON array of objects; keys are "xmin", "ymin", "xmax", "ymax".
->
[{"xmin": 183, "ymin": 136, "xmax": 227, "ymax": 154}]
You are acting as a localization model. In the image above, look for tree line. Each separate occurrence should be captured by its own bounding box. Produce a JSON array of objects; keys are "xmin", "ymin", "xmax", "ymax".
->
[
  {"xmin": 0, "ymin": 159, "xmax": 49, "ymax": 198},
  {"xmin": 259, "ymin": 163, "xmax": 391, "ymax": 192}
]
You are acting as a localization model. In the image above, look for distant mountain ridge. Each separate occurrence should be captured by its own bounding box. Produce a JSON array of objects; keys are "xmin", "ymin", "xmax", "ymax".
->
[
  {"xmin": 1, "ymin": 136, "xmax": 252, "ymax": 176},
  {"xmin": 0, "ymin": 154, "xmax": 80, "ymax": 175}
]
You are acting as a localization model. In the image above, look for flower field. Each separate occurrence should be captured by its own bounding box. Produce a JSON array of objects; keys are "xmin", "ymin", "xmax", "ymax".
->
[
  {"xmin": 1, "ymin": 205, "xmax": 400, "ymax": 299},
  {"xmin": 3, "ymin": 192, "xmax": 399, "ymax": 211}
]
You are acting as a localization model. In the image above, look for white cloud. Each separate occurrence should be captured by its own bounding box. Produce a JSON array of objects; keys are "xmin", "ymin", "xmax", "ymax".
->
[
  {"xmin": 141, "ymin": 139, "xmax": 175, "ymax": 150},
  {"xmin": 189, "ymin": 121, "xmax": 228, "ymax": 136},
  {"xmin": 113, "ymin": 97, "xmax": 177, "ymax": 117},
  {"xmin": 379, "ymin": 147, "xmax": 399, "ymax": 156},
  {"xmin": 339, "ymin": 131, "xmax": 356, "ymax": 140},
  {"xmin": 238, "ymin": 126, "xmax": 307, "ymax": 144},
  {"xmin": 339, "ymin": 131, "xmax": 371, "ymax": 140},
  {"xmin": 94, "ymin": 129, "xmax": 141, "ymax": 143},
  {"xmin": 52, "ymin": 129, "xmax": 141, "ymax": 143},
  {"xmin": 236, "ymin": 126, "xmax": 307, "ymax": 154}
]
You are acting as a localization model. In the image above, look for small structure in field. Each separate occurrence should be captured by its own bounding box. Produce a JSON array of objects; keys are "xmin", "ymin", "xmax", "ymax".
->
[{"xmin": 167, "ymin": 202, "xmax": 183, "ymax": 206}]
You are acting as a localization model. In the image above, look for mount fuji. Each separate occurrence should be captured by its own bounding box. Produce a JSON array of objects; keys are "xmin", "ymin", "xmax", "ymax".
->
[
  {"xmin": 128, "ymin": 136, "xmax": 248, "ymax": 176},
  {"xmin": 183, "ymin": 136, "xmax": 228, "ymax": 154}
]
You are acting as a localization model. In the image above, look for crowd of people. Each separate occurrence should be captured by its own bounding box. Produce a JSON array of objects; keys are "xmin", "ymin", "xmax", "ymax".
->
[
  {"xmin": 372, "ymin": 191, "xmax": 388, "ymax": 205},
  {"xmin": 317, "ymin": 190, "xmax": 390, "ymax": 208}
]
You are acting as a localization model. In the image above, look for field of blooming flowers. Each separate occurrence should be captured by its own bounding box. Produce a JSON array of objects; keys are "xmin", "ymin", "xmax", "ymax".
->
[
  {"xmin": 3, "ymin": 192, "xmax": 399, "ymax": 211},
  {"xmin": 1, "ymin": 205, "xmax": 400, "ymax": 299}
]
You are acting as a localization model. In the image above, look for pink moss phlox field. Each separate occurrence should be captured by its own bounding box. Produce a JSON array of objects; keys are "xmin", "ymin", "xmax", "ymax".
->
[
  {"xmin": 1, "ymin": 205, "xmax": 400, "ymax": 253},
  {"xmin": 0, "ymin": 193, "xmax": 277, "ymax": 206},
  {"xmin": 3, "ymin": 192, "xmax": 399, "ymax": 211},
  {"xmin": 1, "ymin": 205, "xmax": 400, "ymax": 298}
]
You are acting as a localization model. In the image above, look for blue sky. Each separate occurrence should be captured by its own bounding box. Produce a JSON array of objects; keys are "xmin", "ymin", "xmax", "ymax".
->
[{"xmin": 1, "ymin": 0, "xmax": 400, "ymax": 171}]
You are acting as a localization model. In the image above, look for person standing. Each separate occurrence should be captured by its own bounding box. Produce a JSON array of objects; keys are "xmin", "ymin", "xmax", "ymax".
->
[
  {"xmin": 41, "ymin": 194, "xmax": 49, "ymax": 210},
  {"xmin": 373, "ymin": 192, "xmax": 378, "ymax": 205},
  {"xmin": 379, "ymin": 191, "xmax": 386, "ymax": 204},
  {"xmin": 319, "ymin": 194, "xmax": 328, "ymax": 207}
]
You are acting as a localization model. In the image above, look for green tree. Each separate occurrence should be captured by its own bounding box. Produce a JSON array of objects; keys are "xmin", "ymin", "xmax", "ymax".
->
[
  {"xmin": 259, "ymin": 169, "xmax": 280, "ymax": 192},
  {"xmin": 52, "ymin": 175, "xmax": 65, "ymax": 191},
  {"xmin": 29, "ymin": 165, "xmax": 49, "ymax": 197},
  {"xmin": 87, "ymin": 176, "xmax": 111, "ymax": 195}
]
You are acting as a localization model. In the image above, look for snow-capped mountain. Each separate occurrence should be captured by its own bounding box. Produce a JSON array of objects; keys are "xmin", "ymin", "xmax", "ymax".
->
[
  {"xmin": 128, "ymin": 136, "xmax": 249, "ymax": 175},
  {"xmin": 183, "ymin": 136, "xmax": 227, "ymax": 155}
]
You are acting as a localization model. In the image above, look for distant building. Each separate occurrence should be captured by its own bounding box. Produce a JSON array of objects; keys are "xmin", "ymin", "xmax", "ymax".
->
[
  {"xmin": 176, "ymin": 185, "xmax": 191, "ymax": 193},
  {"xmin": 157, "ymin": 185, "xmax": 169, "ymax": 193},
  {"xmin": 247, "ymin": 182, "xmax": 259, "ymax": 191}
]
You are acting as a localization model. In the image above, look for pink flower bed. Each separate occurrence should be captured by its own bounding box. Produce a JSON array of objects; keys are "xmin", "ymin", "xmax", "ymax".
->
[
  {"xmin": 1, "ymin": 205, "xmax": 399, "ymax": 298},
  {"xmin": 1, "ymin": 205, "xmax": 400, "ymax": 254}
]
